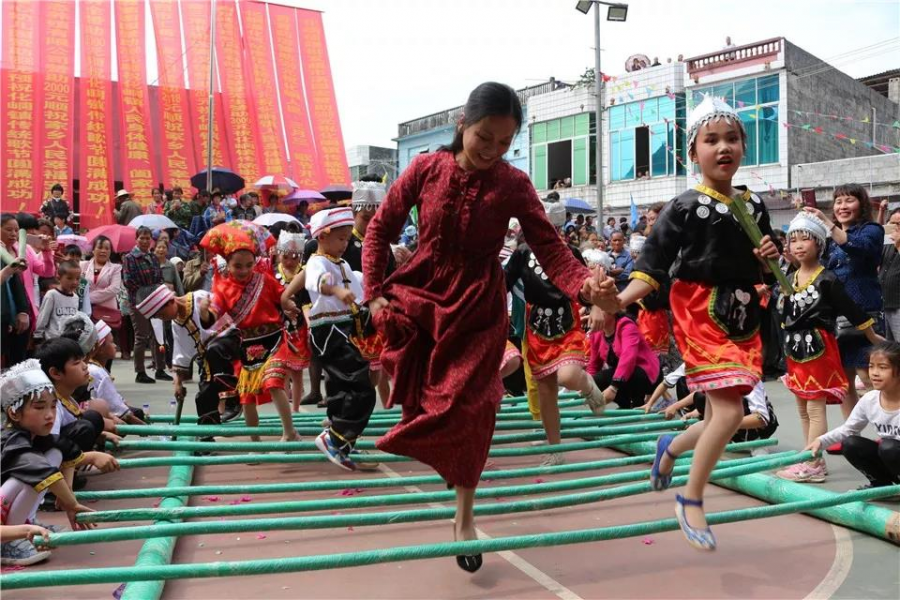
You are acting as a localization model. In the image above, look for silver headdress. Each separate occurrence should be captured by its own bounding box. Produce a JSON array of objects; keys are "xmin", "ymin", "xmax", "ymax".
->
[
  {"xmin": 629, "ymin": 234, "xmax": 646, "ymax": 254},
  {"xmin": 277, "ymin": 230, "xmax": 306, "ymax": 256},
  {"xmin": 687, "ymin": 95, "xmax": 746, "ymax": 151},
  {"xmin": 61, "ymin": 312, "xmax": 97, "ymax": 355},
  {"xmin": 788, "ymin": 212, "xmax": 829, "ymax": 255},
  {"xmin": 582, "ymin": 249, "xmax": 614, "ymax": 271},
  {"xmin": 542, "ymin": 201, "xmax": 567, "ymax": 228},
  {"xmin": 0, "ymin": 359, "xmax": 54, "ymax": 415},
  {"xmin": 351, "ymin": 181, "xmax": 386, "ymax": 211}
]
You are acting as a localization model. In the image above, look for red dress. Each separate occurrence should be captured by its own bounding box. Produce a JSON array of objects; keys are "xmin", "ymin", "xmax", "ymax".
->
[{"xmin": 363, "ymin": 152, "xmax": 590, "ymax": 487}]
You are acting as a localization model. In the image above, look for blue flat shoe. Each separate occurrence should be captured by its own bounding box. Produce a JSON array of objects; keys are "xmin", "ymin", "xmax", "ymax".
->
[
  {"xmin": 650, "ymin": 434, "xmax": 677, "ymax": 491},
  {"xmin": 675, "ymin": 494, "xmax": 716, "ymax": 551}
]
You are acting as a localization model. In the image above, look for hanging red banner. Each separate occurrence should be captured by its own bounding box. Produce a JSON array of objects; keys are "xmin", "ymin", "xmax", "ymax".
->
[
  {"xmin": 268, "ymin": 5, "xmax": 322, "ymax": 188},
  {"xmin": 239, "ymin": 0, "xmax": 288, "ymax": 178},
  {"xmin": 78, "ymin": 0, "xmax": 115, "ymax": 228},
  {"xmin": 35, "ymin": 1, "xmax": 76, "ymax": 208},
  {"xmin": 148, "ymin": 0, "xmax": 196, "ymax": 191},
  {"xmin": 296, "ymin": 10, "xmax": 349, "ymax": 186},
  {"xmin": 0, "ymin": 0, "xmax": 41, "ymax": 211},
  {"xmin": 215, "ymin": 0, "xmax": 262, "ymax": 187},
  {"xmin": 181, "ymin": 0, "xmax": 231, "ymax": 172},
  {"xmin": 115, "ymin": 0, "xmax": 156, "ymax": 206}
]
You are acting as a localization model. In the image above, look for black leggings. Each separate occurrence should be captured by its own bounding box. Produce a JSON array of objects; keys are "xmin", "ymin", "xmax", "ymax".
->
[
  {"xmin": 312, "ymin": 324, "xmax": 376, "ymax": 450},
  {"xmin": 842, "ymin": 436, "xmax": 900, "ymax": 486},
  {"xmin": 60, "ymin": 410, "xmax": 104, "ymax": 452},
  {"xmin": 593, "ymin": 366, "xmax": 660, "ymax": 409},
  {"xmin": 195, "ymin": 332, "xmax": 240, "ymax": 425}
]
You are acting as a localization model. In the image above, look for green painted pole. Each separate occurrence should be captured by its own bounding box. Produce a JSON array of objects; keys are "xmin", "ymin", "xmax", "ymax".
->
[
  {"xmin": 14, "ymin": 483, "xmax": 896, "ymax": 589},
  {"xmin": 114, "ymin": 418, "xmax": 687, "ymax": 442},
  {"xmin": 79, "ymin": 439, "xmax": 777, "ymax": 501},
  {"xmin": 111, "ymin": 432, "xmax": 665, "ymax": 469},
  {"xmin": 79, "ymin": 453, "xmax": 789, "ymax": 524},
  {"xmin": 54, "ymin": 452, "xmax": 794, "ymax": 543},
  {"xmin": 119, "ymin": 451, "xmax": 194, "ymax": 600},
  {"xmin": 616, "ymin": 440, "xmax": 900, "ymax": 544}
]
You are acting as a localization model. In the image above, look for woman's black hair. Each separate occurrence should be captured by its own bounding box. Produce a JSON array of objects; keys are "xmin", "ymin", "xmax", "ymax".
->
[
  {"xmin": 136, "ymin": 225, "xmax": 153, "ymax": 238},
  {"xmin": 15, "ymin": 212, "xmax": 39, "ymax": 231},
  {"xmin": 832, "ymin": 183, "xmax": 873, "ymax": 224},
  {"xmin": 869, "ymin": 341, "xmax": 900, "ymax": 374},
  {"xmin": 64, "ymin": 244, "xmax": 83, "ymax": 258},
  {"xmin": 165, "ymin": 189, "xmax": 174, "ymax": 202},
  {"xmin": 442, "ymin": 82, "xmax": 523, "ymax": 155},
  {"xmin": 51, "ymin": 183, "xmax": 64, "ymax": 193},
  {"xmin": 1, "ymin": 212, "xmax": 16, "ymax": 226},
  {"xmin": 35, "ymin": 337, "xmax": 85, "ymax": 378},
  {"xmin": 92, "ymin": 235, "xmax": 112, "ymax": 252}
]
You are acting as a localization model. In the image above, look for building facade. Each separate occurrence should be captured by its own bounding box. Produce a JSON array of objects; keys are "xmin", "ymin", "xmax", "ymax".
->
[{"xmin": 345, "ymin": 145, "xmax": 398, "ymax": 185}]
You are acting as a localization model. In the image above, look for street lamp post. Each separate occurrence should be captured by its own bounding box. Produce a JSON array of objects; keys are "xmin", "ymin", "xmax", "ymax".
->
[{"xmin": 575, "ymin": 1, "xmax": 628, "ymax": 228}]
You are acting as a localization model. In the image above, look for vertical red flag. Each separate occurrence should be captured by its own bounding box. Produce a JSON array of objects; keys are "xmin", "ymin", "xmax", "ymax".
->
[
  {"xmin": 35, "ymin": 1, "xmax": 76, "ymax": 208},
  {"xmin": 238, "ymin": 0, "xmax": 288, "ymax": 178},
  {"xmin": 115, "ymin": 0, "xmax": 157, "ymax": 207},
  {"xmin": 78, "ymin": 0, "xmax": 115, "ymax": 228},
  {"xmin": 181, "ymin": 0, "xmax": 231, "ymax": 171},
  {"xmin": 268, "ymin": 5, "xmax": 322, "ymax": 188},
  {"xmin": 0, "ymin": 0, "xmax": 41, "ymax": 212},
  {"xmin": 215, "ymin": 0, "xmax": 262, "ymax": 187},
  {"xmin": 296, "ymin": 10, "xmax": 349, "ymax": 186},
  {"xmin": 148, "ymin": 0, "xmax": 196, "ymax": 190}
]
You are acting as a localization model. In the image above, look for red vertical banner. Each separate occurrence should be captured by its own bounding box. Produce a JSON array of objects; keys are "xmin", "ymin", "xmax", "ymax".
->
[
  {"xmin": 149, "ymin": 0, "xmax": 196, "ymax": 190},
  {"xmin": 0, "ymin": 0, "xmax": 40, "ymax": 211},
  {"xmin": 268, "ymin": 5, "xmax": 321, "ymax": 188},
  {"xmin": 239, "ymin": 0, "xmax": 288, "ymax": 177},
  {"xmin": 35, "ymin": 1, "xmax": 76, "ymax": 207},
  {"xmin": 78, "ymin": 0, "xmax": 115, "ymax": 228},
  {"xmin": 215, "ymin": 0, "xmax": 262, "ymax": 186},
  {"xmin": 181, "ymin": 0, "xmax": 230, "ymax": 171},
  {"xmin": 115, "ymin": 0, "xmax": 156, "ymax": 206},
  {"xmin": 296, "ymin": 10, "xmax": 349, "ymax": 186}
]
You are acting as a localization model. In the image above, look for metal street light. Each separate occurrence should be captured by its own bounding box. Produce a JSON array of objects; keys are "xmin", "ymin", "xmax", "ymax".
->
[{"xmin": 574, "ymin": 0, "xmax": 628, "ymax": 227}]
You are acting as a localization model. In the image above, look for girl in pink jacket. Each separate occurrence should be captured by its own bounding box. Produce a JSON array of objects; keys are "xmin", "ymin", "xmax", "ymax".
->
[{"xmin": 588, "ymin": 310, "xmax": 662, "ymax": 409}]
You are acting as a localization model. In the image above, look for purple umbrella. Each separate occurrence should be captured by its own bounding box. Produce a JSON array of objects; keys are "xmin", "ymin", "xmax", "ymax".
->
[
  {"xmin": 320, "ymin": 184, "xmax": 352, "ymax": 201},
  {"xmin": 282, "ymin": 189, "xmax": 326, "ymax": 205}
]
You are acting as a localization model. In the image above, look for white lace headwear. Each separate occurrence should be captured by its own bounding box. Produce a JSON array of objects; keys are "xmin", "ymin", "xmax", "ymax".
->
[
  {"xmin": 582, "ymin": 249, "xmax": 614, "ymax": 271},
  {"xmin": 61, "ymin": 313, "xmax": 98, "ymax": 355},
  {"xmin": 788, "ymin": 212, "xmax": 829, "ymax": 255},
  {"xmin": 351, "ymin": 181, "xmax": 386, "ymax": 211},
  {"xmin": 630, "ymin": 234, "xmax": 647, "ymax": 254},
  {"xmin": 687, "ymin": 95, "xmax": 746, "ymax": 152},
  {"xmin": 0, "ymin": 359, "xmax": 54, "ymax": 414},
  {"xmin": 542, "ymin": 201, "xmax": 567, "ymax": 228},
  {"xmin": 277, "ymin": 231, "xmax": 306, "ymax": 256}
]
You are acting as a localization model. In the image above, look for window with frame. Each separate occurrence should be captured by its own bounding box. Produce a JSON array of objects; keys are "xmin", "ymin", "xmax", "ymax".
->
[
  {"xmin": 530, "ymin": 113, "xmax": 594, "ymax": 190},
  {"xmin": 608, "ymin": 95, "xmax": 686, "ymax": 182}
]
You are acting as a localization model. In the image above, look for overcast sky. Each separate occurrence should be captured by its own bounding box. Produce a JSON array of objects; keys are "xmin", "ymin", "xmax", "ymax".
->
[{"xmin": 298, "ymin": 0, "xmax": 899, "ymax": 149}]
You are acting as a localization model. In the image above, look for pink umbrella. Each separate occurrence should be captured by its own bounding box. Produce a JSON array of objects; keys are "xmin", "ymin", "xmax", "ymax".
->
[
  {"xmin": 254, "ymin": 175, "xmax": 300, "ymax": 193},
  {"xmin": 86, "ymin": 225, "xmax": 136, "ymax": 253},
  {"xmin": 282, "ymin": 189, "xmax": 326, "ymax": 205},
  {"xmin": 56, "ymin": 234, "xmax": 92, "ymax": 254}
]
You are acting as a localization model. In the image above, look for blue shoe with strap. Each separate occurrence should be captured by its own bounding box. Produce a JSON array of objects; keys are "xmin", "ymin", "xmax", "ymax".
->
[
  {"xmin": 650, "ymin": 434, "xmax": 677, "ymax": 491},
  {"xmin": 675, "ymin": 494, "xmax": 717, "ymax": 551}
]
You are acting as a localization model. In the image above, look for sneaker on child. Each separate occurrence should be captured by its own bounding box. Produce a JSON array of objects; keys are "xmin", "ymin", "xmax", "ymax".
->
[
  {"xmin": 0, "ymin": 539, "xmax": 51, "ymax": 566},
  {"xmin": 315, "ymin": 430, "xmax": 356, "ymax": 472}
]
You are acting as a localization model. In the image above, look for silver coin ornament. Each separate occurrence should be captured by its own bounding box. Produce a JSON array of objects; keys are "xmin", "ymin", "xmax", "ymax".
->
[
  {"xmin": 715, "ymin": 203, "xmax": 729, "ymax": 214},
  {"xmin": 696, "ymin": 206, "xmax": 710, "ymax": 219},
  {"xmin": 558, "ymin": 307, "xmax": 564, "ymax": 315},
  {"xmin": 698, "ymin": 195, "xmax": 711, "ymax": 205},
  {"xmin": 535, "ymin": 267, "xmax": 543, "ymax": 275}
]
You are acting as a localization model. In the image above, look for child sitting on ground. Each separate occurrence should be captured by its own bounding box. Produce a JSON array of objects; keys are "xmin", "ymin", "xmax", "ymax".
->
[
  {"xmin": 0, "ymin": 360, "xmax": 114, "ymax": 566},
  {"xmin": 806, "ymin": 341, "xmax": 900, "ymax": 491}
]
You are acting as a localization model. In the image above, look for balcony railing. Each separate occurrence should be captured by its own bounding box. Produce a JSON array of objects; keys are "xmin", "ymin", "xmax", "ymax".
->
[
  {"xmin": 686, "ymin": 38, "xmax": 782, "ymax": 75},
  {"xmin": 397, "ymin": 80, "xmax": 570, "ymax": 138}
]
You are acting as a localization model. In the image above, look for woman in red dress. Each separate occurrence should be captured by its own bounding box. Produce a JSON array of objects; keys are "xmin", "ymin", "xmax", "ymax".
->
[{"xmin": 363, "ymin": 82, "xmax": 612, "ymax": 572}]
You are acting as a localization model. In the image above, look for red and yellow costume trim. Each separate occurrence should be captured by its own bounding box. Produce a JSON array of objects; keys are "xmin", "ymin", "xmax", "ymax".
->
[
  {"xmin": 670, "ymin": 280, "xmax": 761, "ymax": 395},
  {"xmin": 500, "ymin": 340, "xmax": 522, "ymax": 373},
  {"xmin": 637, "ymin": 304, "xmax": 669, "ymax": 353},
  {"xmin": 782, "ymin": 327, "xmax": 848, "ymax": 404},
  {"xmin": 524, "ymin": 302, "xmax": 589, "ymax": 380},
  {"xmin": 61, "ymin": 453, "xmax": 86, "ymax": 470}
]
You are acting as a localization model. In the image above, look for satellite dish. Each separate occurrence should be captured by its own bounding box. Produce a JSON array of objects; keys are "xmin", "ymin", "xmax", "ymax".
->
[{"xmin": 625, "ymin": 54, "xmax": 651, "ymax": 72}]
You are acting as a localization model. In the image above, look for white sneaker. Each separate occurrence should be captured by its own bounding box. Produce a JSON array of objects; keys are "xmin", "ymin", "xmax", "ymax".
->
[
  {"xmin": 584, "ymin": 378, "xmax": 606, "ymax": 416},
  {"xmin": 540, "ymin": 452, "xmax": 566, "ymax": 467}
]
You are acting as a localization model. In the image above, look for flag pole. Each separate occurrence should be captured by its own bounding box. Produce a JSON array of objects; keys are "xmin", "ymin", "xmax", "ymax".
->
[{"xmin": 206, "ymin": 0, "xmax": 217, "ymax": 193}]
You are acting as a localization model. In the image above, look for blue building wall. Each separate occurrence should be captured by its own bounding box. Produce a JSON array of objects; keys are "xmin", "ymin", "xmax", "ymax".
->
[{"xmin": 396, "ymin": 108, "xmax": 531, "ymax": 175}]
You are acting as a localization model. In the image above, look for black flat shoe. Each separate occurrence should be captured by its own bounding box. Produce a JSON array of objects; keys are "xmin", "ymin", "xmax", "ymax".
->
[
  {"xmin": 135, "ymin": 372, "xmax": 156, "ymax": 384},
  {"xmin": 221, "ymin": 402, "xmax": 243, "ymax": 423},
  {"xmin": 455, "ymin": 554, "xmax": 483, "ymax": 573},
  {"xmin": 155, "ymin": 370, "xmax": 174, "ymax": 382},
  {"xmin": 300, "ymin": 391, "xmax": 323, "ymax": 406}
]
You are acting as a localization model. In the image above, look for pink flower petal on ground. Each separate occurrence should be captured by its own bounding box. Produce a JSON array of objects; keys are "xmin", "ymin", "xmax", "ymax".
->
[
  {"xmin": 206, "ymin": 496, "xmax": 220, "ymax": 502},
  {"xmin": 2, "ymin": 565, "xmax": 25, "ymax": 572},
  {"xmin": 152, "ymin": 501, "xmax": 160, "ymax": 508},
  {"xmin": 240, "ymin": 496, "xmax": 252, "ymax": 503},
  {"xmin": 533, "ymin": 478, "xmax": 546, "ymax": 484},
  {"xmin": 256, "ymin": 534, "xmax": 267, "ymax": 540},
  {"xmin": 347, "ymin": 526, "xmax": 354, "ymax": 531},
  {"xmin": 229, "ymin": 500, "xmax": 241, "ymax": 505},
  {"xmin": 642, "ymin": 537, "xmax": 654, "ymax": 545}
]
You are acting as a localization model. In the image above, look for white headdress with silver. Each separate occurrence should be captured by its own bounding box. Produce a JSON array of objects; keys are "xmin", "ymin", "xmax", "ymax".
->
[
  {"xmin": 61, "ymin": 312, "xmax": 97, "ymax": 355},
  {"xmin": 542, "ymin": 201, "xmax": 567, "ymax": 228},
  {"xmin": 788, "ymin": 212, "xmax": 830, "ymax": 254},
  {"xmin": 0, "ymin": 359, "xmax": 54, "ymax": 414},
  {"xmin": 687, "ymin": 95, "xmax": 745, "ymax": 151},
  {"xmin": 582, "ymin": 249, "xmax": 614, "ymax": 271},
  {"xmin": 351, "ymin": 181, "xmax": 386, "ymax": 211},
  {"xmin": 277, "ymin": 230, "xmax": 306, "ymax": 256}
]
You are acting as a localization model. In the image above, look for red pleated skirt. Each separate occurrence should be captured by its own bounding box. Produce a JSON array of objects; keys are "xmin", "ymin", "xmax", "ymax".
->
[{"xmin": 782, "ymin": 328, "xmax": 848, "ymax": 404}]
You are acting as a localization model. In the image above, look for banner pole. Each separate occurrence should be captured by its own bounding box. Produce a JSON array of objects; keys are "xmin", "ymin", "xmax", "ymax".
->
[{"xmin": 206, "ymin": 0, "xmax": 217, "ymax": 192}]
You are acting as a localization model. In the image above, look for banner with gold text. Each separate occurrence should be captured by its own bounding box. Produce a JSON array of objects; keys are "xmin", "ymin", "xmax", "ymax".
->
[{"xmin": 78, "ymin": 0, "xmax": 115, "ymax": 228}]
